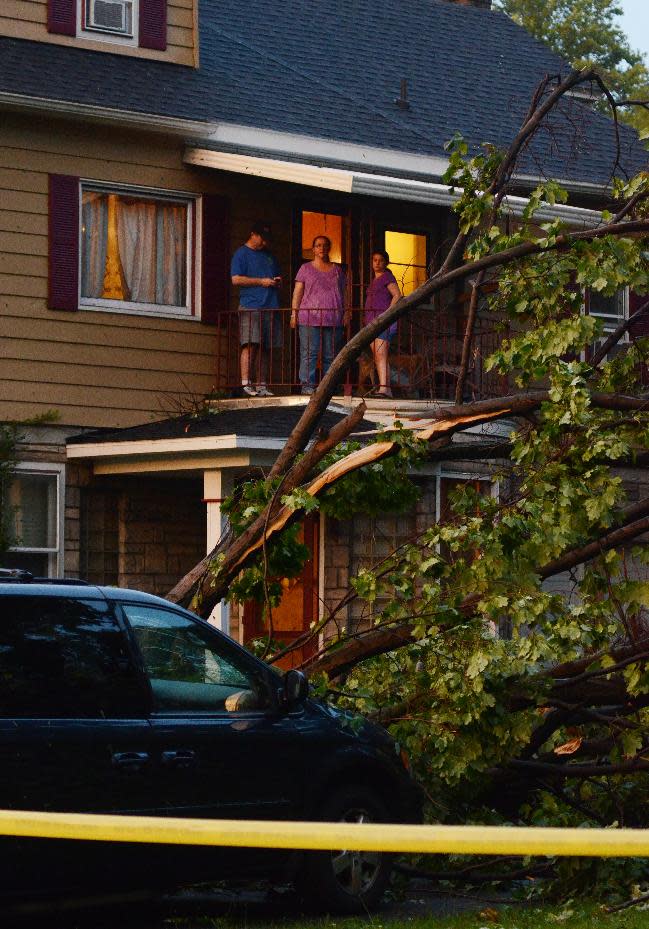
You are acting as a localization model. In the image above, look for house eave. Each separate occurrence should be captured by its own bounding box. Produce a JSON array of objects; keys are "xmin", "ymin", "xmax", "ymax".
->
[
  {"xmin": 184, "ymin": 148, "xmax": 604, "ymax": 225},
  {"xmin": 0, "ymin": 91, "xmax": 615, "ymax": 201},
  {"xmin": 0, "ymin": 91, "xmax": 212, "ymax": 137}
]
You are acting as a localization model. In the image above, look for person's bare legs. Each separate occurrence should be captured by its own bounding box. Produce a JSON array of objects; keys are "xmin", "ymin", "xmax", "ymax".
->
[
  {"xmin": 257, "ymin": 350, "xmax": 269, "ymax": 388},
  {"xmin": 372, "ymin": 338, "xmax": 392, "ymax": 396},
  {"xmin": 240, "ymin": 344, "xmax": 258, "ymax": 388}
]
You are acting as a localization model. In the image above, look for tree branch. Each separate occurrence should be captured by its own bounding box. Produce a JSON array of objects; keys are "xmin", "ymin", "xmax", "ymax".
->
[
  {"xmin": 590, "ymin": 298, "xmax": 649, "ymax": 369},
  {"xmin": 304, "ymin": 495, "xmax": 649, "ymax": 679},
  {"xmin": 168, "ymin": 410, "xmax": 505, "ymax": 613}
]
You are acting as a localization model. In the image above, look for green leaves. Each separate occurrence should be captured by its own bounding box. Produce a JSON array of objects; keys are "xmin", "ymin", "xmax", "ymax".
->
[{"xmin": 281, "ymin": 487, "xmax": 320, "ymax": 514}]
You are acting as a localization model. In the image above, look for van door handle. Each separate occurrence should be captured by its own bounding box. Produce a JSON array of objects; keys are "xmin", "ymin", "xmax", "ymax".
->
[
  {"xmin": 112, "ymin": 751, "xmax": 150, "ymax": 771},
  {"xmin": 161, "ymin": 750, "xmax": 197, "ymax": 769}
]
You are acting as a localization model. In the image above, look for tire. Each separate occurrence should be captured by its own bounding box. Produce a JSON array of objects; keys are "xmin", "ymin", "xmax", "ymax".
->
[{"xmin": 297, "ymin": 784, "xmax": 393, "ymax": 914}]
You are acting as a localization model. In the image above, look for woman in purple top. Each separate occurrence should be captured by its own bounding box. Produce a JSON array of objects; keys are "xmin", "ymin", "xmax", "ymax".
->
[
  {"xmin": 290, "ymin": 235, "xmax": 348, "ymax": 394},
  {"xmin": 364, "ymin": 250, "xmax": 401, "ymax": 398}
]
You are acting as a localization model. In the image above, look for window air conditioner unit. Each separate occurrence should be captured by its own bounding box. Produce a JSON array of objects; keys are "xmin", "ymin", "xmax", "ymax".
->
[{"xmin": 86, "ymin": 0, "xmax": 134, "ymax": 36}]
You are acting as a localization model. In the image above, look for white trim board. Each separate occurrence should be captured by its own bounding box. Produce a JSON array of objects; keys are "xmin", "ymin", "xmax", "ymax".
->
[
  {"xmin": 0, "ymin": 91, "xmax": 618, "ymax": 198},
  {"xmin": 184, "ymin": 148, "xmax": 603, "ymax": 225},
  {"xmin": 67, "ymin": 434, "xmax": 287, "ymax": 460}
]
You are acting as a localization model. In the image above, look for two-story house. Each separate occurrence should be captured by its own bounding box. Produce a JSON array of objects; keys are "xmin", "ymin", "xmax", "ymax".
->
[{"xmin": 0, "ymin": 0, "xmax": 645, "ymax": 657}]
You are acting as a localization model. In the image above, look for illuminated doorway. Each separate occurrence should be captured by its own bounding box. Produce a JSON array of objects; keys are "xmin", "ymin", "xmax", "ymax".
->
[
  {"xmin": 242, "ymin": 515, "xmax": 320, "ymax": 670},
  {"xmin": 301, "ymin": 211, "xmax": 344, "ymax": 263},
  {"xmin": 384, "ymin": 230, "xmax": 427, "ymax": 295}
]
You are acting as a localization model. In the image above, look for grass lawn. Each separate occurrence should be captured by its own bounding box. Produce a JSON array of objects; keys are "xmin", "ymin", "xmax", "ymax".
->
[{"xmin": 165, "ymin": 901, "xmax": 649, "ymax": 929}]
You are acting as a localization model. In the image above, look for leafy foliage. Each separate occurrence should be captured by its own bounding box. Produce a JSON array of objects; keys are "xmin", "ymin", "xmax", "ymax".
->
[
  {"xmin": 210, "ymin": 114, "xmax": 649, "ymax": 898},
  {"xmin": 221, "ymin": 428, "xmax": 424, "ymax": 613},
  {"xmin": 0, "ymin": 423, "xmax": 20, "ymax": 555},
  {"xmin": 495, "ymin": 0, "xmax": 649, "ymax": 134},
  {"xmin": 316, "ymin": 145, "xmax": 649, "ymax": 899}
]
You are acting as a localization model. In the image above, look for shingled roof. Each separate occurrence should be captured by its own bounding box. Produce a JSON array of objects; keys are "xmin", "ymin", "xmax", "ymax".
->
[
  {"xmin": 1, "ymin": 0, "xmax": 646, "ymax": 186},
  {"xmin": 67, "ymin": 404, "xmax": 377, "ymax": 446}
]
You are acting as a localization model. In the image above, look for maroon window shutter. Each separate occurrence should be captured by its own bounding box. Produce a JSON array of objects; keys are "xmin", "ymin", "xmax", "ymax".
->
[
  {"xmin": 201, "ymin": 195, "xmax": 230, "ymax": 325},
  {"xmin": 139, "ymin": 0, "xmax": 167, "ymax": 50},
  {"xmin": 47, "ymin": 0, "xmax": 76, "ymax": 35},
  {"xmin": 629, "ymin": 289, "xmax": 649, "ymax": 338},
  {"xmin": 48, "ymin": 174, "xmax": 80, "ymax": 312}
]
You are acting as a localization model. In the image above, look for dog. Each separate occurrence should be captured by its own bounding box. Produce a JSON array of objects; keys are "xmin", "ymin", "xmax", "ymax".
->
[
  {"xmin": 357, "ymin": 351, "xmax": 377, "ymax": 392},
  {"xmin": 357, "ymin": 350, "xmax": 424, "ymax": 394}
]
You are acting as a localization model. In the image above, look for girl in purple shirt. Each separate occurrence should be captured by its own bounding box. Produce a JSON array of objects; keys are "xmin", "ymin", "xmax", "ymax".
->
[
  {"xmin": 291, "ymin": 235, "xmax": 348, "ymax": 393},
  {"xmin": 364, "ymin": 250, "xmax": 401, "ymax": 398}
]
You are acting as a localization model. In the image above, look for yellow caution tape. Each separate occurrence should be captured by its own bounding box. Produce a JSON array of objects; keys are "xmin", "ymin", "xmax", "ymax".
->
[{"xmin": 0, "ymin": 810, "xmax": 648, "ymax": 858}]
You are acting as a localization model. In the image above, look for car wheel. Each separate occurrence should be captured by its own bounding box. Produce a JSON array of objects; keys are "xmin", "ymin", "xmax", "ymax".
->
[{"xmin": 297, "ymin": 784, "xmax": 392, "ymax": 914}]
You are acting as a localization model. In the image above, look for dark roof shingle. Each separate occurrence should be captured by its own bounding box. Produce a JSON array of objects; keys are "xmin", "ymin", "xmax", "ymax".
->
[
  {"xmin": 0, "ymin": 0, "xmax": 645, "ymax": 186},
  {"xmin": 67, "ymin": 405, "xmax": 376, "ymax": 445}
]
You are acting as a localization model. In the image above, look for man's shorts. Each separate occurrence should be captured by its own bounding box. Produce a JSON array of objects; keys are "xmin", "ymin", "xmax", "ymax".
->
[{"xmin": 239, "ymin": 308, "xmax": 281, "ymax": 348}]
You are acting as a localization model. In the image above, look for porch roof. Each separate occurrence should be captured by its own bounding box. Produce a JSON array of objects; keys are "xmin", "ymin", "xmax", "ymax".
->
[
  {"xmin": 65, "ymin": 400, "xmax": 377, "ymax": 475},
  {"xmin": 183, "ymin": 148, "xmax": 604, "ymax": 225},
  {"xmin": 0, "ymin": 1, "xmax": 646, "ymax": 190}
]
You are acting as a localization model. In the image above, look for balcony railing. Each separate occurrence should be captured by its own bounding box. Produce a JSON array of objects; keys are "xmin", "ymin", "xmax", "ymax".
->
[{"xmin": 212, "ymin": 307, "xmax": 508, "ymax": 401}]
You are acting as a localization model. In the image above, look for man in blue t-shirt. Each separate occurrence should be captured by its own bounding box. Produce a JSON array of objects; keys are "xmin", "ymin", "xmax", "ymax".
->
[{"xmin": 230, "ymin": 222, "xmax": 282, "ymax": 397}]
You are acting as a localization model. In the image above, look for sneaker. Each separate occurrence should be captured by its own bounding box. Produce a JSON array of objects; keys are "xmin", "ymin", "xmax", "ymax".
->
[
  {"xmin": 301, "ymin": 386, "xmax": 315, "ymax": 395},
  {"xmin": 255, "ymin": 385, "xmax": 275, "ymax": 397},
  {"xmin": 242, "ymin": 384, "xmax": 258, "ymax": 397}
]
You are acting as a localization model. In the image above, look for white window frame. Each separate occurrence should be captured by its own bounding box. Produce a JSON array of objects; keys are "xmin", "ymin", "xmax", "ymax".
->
[
  {"xmin": 583, "ymin": 286, "xmax": 629, "ymax": 363},
  {"xmin": 586, "ymin": 286, "xmax": 629, "ymax": 335},
  {"xmin": 79, "ymin": 181, "xmax": 198, "ymax": 320},
  {"xmin": 77, "ymin": 0, "xmax": 139, "ymax": 46},
  {"xmin": 6, "ymin": 463, "xmax": 65, "ymax": 579}
]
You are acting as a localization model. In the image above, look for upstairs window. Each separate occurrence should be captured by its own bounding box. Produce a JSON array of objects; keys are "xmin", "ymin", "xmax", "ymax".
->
[
  {"xmin": 49, "ymin": 175, "xmax": 228, "ymax": 323},
  {"xmin": 80, "ymin": 185, "xmax": 193, "ymax": 318},
  {"xmin": 301, "ymin": 211, "xmax": 344, "ymax": 264},
  {"xmin": 48, "ymin": 0, "xmax": 166, "ymax": 51},
  {"xmin": 83, "ymin": 0, "xmax": 135, "ymax": 38}
]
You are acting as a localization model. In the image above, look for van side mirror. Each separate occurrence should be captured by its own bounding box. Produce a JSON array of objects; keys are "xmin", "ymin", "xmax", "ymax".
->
[{"xmin": 283, "ymin": 669, "xmax": 309, "ymax": 707}]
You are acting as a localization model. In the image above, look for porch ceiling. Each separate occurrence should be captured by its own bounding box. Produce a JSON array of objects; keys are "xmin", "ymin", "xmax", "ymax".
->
[{"xmin": 184, "ymin": 148, "xmax": 603, "ymax": 226}]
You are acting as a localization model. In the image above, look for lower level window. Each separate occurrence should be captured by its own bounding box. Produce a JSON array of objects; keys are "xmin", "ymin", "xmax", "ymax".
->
[
  {"xmin": 1, "ymin": 466, "xmax": 62, "ymax": 577},
  {"xmin": 588, "ymin": 288, "xmax": 627, "ymax": 335},
  {"xmin": 80, "ymin": 185, "xmax": 192, "ymax": 317},
  {"xmin": 585, "ymin": 288, "xmax": 628, "ymax": 362}
]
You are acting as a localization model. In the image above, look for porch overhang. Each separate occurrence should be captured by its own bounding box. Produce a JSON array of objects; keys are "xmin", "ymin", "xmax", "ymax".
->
[
  {"xmin": 65, "ymin": 400, "xmax": 378, "ymax": 477},
  {"xmin": 184, "ymin": 148, "xmax": 603, "ymax": 226},
  {"xmin": 66, "ymin": 434, "xmax": 284, "ymax": 476}
]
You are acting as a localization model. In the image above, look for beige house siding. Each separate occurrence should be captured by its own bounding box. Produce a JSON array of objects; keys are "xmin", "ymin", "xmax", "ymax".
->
[
  {"xmin": 0, "ymin": 0, "xmax": 198, "ymax": 67},
  {"xmin": 0, "ymin": 111, "xmax": 293, "ymax": 429}
]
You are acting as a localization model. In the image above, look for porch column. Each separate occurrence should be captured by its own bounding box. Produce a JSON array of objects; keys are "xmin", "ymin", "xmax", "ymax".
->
[{"xmin": 203, "ymin": 469, "xmax": 235, "ymax": 634}]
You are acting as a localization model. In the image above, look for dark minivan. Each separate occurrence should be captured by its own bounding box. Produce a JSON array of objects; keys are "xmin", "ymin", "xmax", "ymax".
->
[{"xmin": 0, "ymin": 579, "xmax": 421, "ymax": 913}]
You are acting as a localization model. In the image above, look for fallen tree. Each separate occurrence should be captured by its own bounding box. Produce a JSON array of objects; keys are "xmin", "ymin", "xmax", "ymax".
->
[
  {"xmin": 167, "ymin": 66, "xmax": 649, "ymax": 618},
  {"xmin": 165, "ymin": 68, "xmax": 649, "ymax": 897}
]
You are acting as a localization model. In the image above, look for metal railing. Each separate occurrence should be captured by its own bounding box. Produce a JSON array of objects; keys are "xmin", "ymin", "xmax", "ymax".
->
[{"xmin": 213, "ymin": 307, "xmax": 508, "ymax": 401}]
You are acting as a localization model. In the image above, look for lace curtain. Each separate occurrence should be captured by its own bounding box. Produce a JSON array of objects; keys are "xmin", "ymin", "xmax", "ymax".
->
[{"xmin": 81, "ymin": 191, "xmax": 187, "ymax": 307}]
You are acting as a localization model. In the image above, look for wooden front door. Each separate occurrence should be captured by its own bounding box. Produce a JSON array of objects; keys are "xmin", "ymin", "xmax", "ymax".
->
[{"xmin": 243, "ymin": 515, "xmax": 319, "ymax": 670}]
